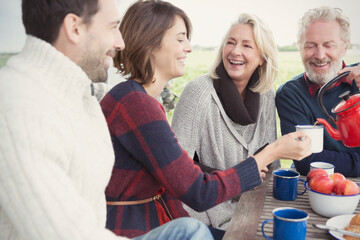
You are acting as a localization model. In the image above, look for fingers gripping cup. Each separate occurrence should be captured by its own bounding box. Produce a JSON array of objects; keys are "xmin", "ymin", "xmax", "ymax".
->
[
  {"xmin": 295, "ymin": 125, "xmax": 324, "ymax": 153},
  {"xmin": 273, "ymin": 169, "xmax": 306, "ymax": 201},
  {"xmin": 262, "ymin": 207, "xmax": 309, "ymax": 240}
]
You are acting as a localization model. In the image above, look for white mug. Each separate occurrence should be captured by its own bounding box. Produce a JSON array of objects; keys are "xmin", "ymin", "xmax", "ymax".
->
[
  {"xmin": 310, "ymin": 161, "xmax": 335, "ymax": 175},
  {"xmin": 295, "ymin": 125, "xmax": 324, "ymax": 153}
]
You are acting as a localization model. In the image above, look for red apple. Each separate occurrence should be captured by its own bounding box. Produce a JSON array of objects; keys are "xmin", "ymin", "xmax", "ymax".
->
[
  {"xmin": 307, "ymin": 168, "xmax": 328, "ymax": 181},
  {"xmin": 335, "ymin": 180, "xmax": 360, "ymax": 195},
  {"xmin": 330, "ymin": 173, "xmax": 347, "ymax": 195},
  {"xmin": 309, "ymin": 175, "xmax": 334, "ymax": 194},
  {"xmin": 343, "ymin": 180, "xmax": 360, "ymax": 195},
  {"xmin": 334, "ymin": 180, "xmax": 346, "ymax": 195},
  {"xmin": 329, "ymin": 173, "xmax": 346, "ymax": 185}
]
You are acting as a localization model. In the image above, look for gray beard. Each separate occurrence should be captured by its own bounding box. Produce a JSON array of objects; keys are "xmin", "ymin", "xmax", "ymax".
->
[{"xmin": 304, "ymin": 59, "xmax": 343, "ymax": 85}]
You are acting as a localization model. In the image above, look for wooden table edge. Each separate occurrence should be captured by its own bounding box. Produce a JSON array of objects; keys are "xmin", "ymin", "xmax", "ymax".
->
[{"xmin": 223, "ymin": 160, "xmax": 281, "ymax": 240}]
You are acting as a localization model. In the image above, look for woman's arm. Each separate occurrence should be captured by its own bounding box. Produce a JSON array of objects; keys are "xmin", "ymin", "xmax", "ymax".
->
[{"xmin": 109, "ymin": 90, "xmax": 261, "ymax": 212}]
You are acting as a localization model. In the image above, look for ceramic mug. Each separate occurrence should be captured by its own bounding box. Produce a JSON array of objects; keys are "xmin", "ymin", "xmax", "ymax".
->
[
  {"xmin": 273, "ymin": 169, "xmax": 306, "ymax": 201},
  {"xmin": 310, "ymin": 161, "xmax": 335, "ymax": 175},
  {"xmin": 295, "ymin": 125, "xmax": 324, "ymax": 153},
  {"xmin": 262, "ymin": 207, "xmax": 309, "ymax": 240}
]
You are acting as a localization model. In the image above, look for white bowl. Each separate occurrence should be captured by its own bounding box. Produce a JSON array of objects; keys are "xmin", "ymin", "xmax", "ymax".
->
[{"xmin": 305, "ymin": 182, "xmax": 360, "ymax": 217}]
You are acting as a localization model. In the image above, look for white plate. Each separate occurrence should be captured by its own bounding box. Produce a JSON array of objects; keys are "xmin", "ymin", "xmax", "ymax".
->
[{"xmin": 326, "ymin": 214, "xmax": 355, "ymax": 240}]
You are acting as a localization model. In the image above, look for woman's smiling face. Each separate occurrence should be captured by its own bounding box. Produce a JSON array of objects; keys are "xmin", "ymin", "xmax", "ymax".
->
[
  {"xmin": 151, "ymin": 15, "xmax": 192, "ymax": 81},
  {"xmin": 222, "ymin": 23, "xmax": 263, "ymax": 84}
]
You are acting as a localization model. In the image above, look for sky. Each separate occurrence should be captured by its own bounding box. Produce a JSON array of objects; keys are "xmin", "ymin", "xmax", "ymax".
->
[{"xmin": 1, "ymin": 0, "xmax": 360, "ymax": 53}]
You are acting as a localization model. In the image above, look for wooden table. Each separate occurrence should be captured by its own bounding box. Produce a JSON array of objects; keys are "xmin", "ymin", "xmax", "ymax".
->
[{"xmin": 224, "ymin": 163, "xmax": 360, "ymax": 240}]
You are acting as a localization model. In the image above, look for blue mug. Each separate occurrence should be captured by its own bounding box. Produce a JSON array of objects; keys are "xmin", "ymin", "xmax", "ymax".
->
[
  {"xmin": 262, "ymin": 207, "xmax": 309, "ymax": 240},
  {"xmin": 273, "ymin": 169, "xmax": 306, "ymax": 201}
]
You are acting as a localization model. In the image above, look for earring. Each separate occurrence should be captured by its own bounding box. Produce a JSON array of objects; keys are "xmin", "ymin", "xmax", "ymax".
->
[{"xmin": 152, "ymin": 78, "xmax": 156, "ymax": 84}]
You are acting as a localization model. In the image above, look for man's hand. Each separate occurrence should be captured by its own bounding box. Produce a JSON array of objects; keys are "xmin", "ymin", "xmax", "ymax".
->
[{"xmin": 339, "ymin": 65, "xmax": 360, "ymax": 89}]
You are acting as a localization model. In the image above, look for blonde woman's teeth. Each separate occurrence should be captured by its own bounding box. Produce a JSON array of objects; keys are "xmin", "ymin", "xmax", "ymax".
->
[{"xmin": 230, "ymin": 60, "xmax": 245, "ymax": 65}]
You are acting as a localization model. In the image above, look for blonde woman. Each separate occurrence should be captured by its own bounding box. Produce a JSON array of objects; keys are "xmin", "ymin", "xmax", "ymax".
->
[{"xmin": 172, "ymin": 13, "xmax": 279, "ymax": 229}]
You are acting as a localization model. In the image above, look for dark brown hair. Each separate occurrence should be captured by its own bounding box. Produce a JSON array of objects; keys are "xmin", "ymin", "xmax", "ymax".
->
[
  {"xmin": 114, "ymin": 0, "xmax": 192, "ymax": 85},
  {"xmin": 22, "ymin": 0, "xmax": 99, "ymax": 44}
]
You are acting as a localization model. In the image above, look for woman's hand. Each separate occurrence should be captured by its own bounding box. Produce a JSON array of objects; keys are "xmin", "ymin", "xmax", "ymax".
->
[
  {"xmin": 270, "ymin": 131, "xmax": 312, "ymax": 161},
  {"xmin": 253, "ymin": 131, "xmax": 312, "ymax": 171},
  {"xmin": 260, "ymin": 166, "xmax": 268, "ymax": 182}
]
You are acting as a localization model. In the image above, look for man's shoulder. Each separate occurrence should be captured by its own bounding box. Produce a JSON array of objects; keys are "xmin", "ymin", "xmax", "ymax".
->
[
  {"xmin": 276, "ymin": 72, "xmax": 305, "ymax": 95},
  {"xmin": 0, "ymin": 66, "xmax": 42, "ymax": 106}
]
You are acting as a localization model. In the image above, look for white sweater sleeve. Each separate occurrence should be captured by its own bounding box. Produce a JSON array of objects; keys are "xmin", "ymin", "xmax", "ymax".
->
[{"xmin": 0, "ymin": 110, "xmax": 126, "ymax": 240}]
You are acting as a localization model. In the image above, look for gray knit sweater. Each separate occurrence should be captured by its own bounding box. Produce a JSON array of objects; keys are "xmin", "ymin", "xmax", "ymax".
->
[{"xmin": 171, "ymin": 74, "xmax": 276, "ymax": 229}]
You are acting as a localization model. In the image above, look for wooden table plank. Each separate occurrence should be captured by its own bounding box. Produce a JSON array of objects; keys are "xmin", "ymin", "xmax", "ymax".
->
[{"xmin": 223, "ymin": 161, "xmax": 280, "ymax": 240}]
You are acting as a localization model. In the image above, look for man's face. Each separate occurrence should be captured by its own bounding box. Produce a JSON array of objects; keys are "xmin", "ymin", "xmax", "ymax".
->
[
  {"xmin": 78, "ymin": 0, "xmax": 125, "ymax": 83},
  {"xmin": 299, "ymin": 20, "xmax": 348, "ymax": 85}
]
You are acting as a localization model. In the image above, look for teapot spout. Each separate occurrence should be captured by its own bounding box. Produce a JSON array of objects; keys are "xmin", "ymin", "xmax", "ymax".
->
[{"xmin": 316, "ymin": 118, "xmax": 341, "ymax": 140}]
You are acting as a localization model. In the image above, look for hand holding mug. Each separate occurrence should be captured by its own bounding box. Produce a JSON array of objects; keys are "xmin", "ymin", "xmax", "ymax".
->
[
  {"xmin": 253, "ymin": 132, "xmax": 311, "ymax": 172},
  {"xmin": 295, "ymin": 125, "xmax": 324, "ymax": 153},
  {"xmin": 270, "ymin": 131, "xmax": 312, "ymax": 160}
]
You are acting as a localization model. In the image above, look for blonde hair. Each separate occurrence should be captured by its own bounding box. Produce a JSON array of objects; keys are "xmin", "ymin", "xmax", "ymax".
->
[
  {"xmin": 297, "ymin": 6, "xmax": 350, "ymax": 46},
  {"xmin": 209, "ymin": 13, "xmax": 278, "ymax": 94}
]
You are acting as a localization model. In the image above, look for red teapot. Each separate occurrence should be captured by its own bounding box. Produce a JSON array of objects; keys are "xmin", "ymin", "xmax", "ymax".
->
[{"xmin": 316, "ymin": 71, "xmax": 360, "ymax": 148}]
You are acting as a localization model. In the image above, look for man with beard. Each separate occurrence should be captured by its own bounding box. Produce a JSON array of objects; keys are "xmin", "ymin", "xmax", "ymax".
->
[
  {"xmin": 276, "ymin": 6, "xmax": 360, "ymax": 177},
  {"xmin": 0, "ymin": 0, "xmax": 212, "ymax": 240}
]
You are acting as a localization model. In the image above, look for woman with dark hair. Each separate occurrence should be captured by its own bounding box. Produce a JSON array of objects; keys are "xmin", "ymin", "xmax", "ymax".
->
[{"xmin": 101, "ymin": 0, "xmax": 311, "ymax": 238}]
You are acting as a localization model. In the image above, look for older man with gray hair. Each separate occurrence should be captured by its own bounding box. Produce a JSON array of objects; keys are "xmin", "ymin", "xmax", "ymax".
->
[{"xmin": 276, "ymin": 6, "xmax": 360, "ymax": 177}]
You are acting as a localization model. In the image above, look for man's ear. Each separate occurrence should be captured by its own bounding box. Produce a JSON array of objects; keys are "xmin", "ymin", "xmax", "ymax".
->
[{"xmin": 62, "ymin": 13, "xmax": 86, "ymax": 44}]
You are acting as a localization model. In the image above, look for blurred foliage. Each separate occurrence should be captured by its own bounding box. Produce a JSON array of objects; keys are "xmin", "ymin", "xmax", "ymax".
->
[{"xmin": 278, "ymin": 43, "xmax": 299, "ymax": 52}]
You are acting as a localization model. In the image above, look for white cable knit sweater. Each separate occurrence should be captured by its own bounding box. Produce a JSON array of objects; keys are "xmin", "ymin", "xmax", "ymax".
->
[
  {"xmin": 172, "ymin": 75, "xmax": 277, "ymax": 229},
  {"xmin": 0, "ymin": 36, "xmax": 127, "ymax": 240}
]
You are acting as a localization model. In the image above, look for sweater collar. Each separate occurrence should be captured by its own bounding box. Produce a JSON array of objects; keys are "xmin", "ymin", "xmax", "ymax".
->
[
  {"xmin": 14, "ymin": 36, "xmax": 94, "ymax": 103},
  {"xmin": 304, "ymin": 61, "xmax": 352, "ymax": 97},
  {"xmin": 213, "ymin": 61, "xmax": 260, "ymax": 126}
]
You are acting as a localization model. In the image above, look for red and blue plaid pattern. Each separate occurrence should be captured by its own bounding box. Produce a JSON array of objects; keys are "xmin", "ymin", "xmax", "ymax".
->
[{"xmin": 100, "ymin": 80, "xmax": 261, "ymax": 238}]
